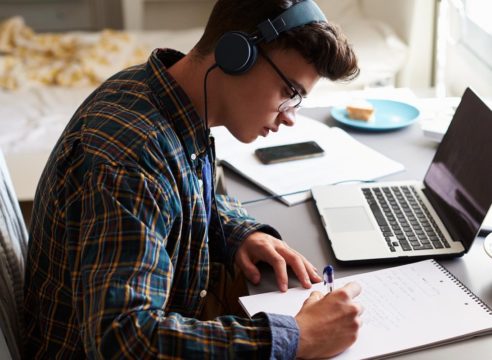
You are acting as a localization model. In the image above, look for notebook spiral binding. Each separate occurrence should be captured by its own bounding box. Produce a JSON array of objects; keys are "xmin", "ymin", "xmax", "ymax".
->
[{"xmin": 432, "ymin": 260, "xmax": 492, "ymax": 315}]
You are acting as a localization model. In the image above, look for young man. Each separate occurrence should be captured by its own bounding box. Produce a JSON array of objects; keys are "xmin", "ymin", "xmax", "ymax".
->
[{"xmin": 24, "ymin": 0, "xmax": 362, "ymax": 358}]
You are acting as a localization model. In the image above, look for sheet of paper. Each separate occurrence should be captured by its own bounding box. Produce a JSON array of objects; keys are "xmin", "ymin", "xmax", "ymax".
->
[
  {"xmin": 212, "ymin": 115, "xmax": 404, "ymax": 205},
  {"xmin": 240, "ymin": 260, "xmax": 492, "ymax": 359}
]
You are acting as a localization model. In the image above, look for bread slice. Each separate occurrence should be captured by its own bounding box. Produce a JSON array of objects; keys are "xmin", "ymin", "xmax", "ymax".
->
[{"xmin": 346, "ymin": 100, "xmax": 375, "ymax": 121}]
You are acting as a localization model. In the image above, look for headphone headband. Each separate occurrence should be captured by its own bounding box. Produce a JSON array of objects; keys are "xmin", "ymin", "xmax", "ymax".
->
[{"xmin": 257, "ymin": 0, "xmax": 327, "ymax": 42}]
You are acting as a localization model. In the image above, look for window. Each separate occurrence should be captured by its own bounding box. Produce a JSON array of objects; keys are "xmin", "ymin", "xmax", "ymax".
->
[
  {"xmin": 465, "ymin": 0, "xmax": 491, "ymax": 35},
  {"xmin": 461, "ymin": 0, "xmax": 492, "ymax": 69}
]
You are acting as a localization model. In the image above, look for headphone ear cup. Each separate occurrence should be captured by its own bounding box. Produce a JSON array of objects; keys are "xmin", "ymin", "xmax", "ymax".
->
[{"xmin": 215, "ymin": 32, "xmax": 258, "ymax": 75}]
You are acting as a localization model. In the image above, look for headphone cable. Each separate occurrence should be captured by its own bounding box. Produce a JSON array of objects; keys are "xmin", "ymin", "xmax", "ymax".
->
[{"xmin": 204, "ymin": 63, "xmax": 219, "ymax": 134}]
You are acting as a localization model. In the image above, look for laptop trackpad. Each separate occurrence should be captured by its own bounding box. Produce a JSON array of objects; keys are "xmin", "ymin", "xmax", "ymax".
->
[{"xmin": 323, "ymin": 207, "xmax": 374, "ymax": 232}]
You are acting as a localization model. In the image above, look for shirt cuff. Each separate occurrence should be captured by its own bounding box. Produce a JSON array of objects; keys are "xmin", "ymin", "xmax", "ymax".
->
[{"xmin": 262, "ymin": 312, "xmax": 299, "ymax": 360}]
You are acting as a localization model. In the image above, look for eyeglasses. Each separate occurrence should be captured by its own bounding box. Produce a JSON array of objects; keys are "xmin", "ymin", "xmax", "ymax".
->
[{"xmin": 258, "ymin": 49, "xmax": 304, "ymax": 113}]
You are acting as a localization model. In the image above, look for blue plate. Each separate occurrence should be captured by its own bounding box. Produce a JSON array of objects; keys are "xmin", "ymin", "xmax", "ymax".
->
[{"xmin": 331, "ymin": 99, "xmax": 420, "ymax": 130}]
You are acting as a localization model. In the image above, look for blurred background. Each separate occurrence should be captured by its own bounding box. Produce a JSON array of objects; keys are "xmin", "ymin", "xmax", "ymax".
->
[{"xmin": 1, "ymin": 0, "xmax": 490, "ymax": 95}]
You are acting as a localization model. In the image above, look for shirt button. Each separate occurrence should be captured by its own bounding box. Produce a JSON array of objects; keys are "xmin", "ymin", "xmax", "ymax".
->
[
  {"xmin": 199, "ymin": 290, "xmax": 207, "ymax": 298},
  {"xmin": 191, "ymin": 153, "xmax": 197, "ymax": 161}
]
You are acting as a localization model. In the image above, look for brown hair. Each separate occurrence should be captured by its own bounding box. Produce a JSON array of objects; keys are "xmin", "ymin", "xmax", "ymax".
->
[{"xmin": 194, "ymin": 0, "xmax": 359, "ymax": 82}]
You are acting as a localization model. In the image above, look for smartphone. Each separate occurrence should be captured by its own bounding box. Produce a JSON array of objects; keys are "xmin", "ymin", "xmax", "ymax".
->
[{"xmin": 255, "ymin": 141, "xmax": 324, "ymax": 164}]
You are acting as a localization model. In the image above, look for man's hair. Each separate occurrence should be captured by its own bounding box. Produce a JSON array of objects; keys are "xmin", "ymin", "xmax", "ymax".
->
[{"xmin": 194, "ymin": 0, "xmax": 359, "ymax": 82}]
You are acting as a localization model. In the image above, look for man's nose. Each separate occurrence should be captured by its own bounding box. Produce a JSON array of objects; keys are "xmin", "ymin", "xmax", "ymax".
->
[{"xmin": 278, "ymin": 108, "xmax": 296, "ymax": 127}]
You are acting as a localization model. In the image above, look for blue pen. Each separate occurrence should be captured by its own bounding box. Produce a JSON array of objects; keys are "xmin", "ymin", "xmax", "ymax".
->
[{"xmin": 323, "ymin": 265, "xmax": 335, "ymax": 293}]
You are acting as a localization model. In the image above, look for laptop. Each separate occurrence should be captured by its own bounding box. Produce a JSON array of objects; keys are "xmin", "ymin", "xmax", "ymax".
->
[{"xmin": 312, "ymin": 88, "xmax": 492, "ymax": 263}]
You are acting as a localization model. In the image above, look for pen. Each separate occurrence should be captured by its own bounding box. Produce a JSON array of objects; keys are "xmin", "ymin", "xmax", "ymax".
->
[{"xmin": 323, "ymin": 265, "xmax": 335, "ymax": 293}]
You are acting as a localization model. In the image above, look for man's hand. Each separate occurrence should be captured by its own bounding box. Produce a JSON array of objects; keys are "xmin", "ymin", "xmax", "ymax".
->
[
  {"xmin": 235, "ymin": 231, "xmax": 321, "ymax": 292},
  {"xmin": 295, "ymin": 282, "xmax": 363, "ymax": 359}
]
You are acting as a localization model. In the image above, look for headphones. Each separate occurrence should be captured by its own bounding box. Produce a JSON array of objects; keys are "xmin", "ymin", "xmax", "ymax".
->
[{"xmin": 214, "ymin": 0, "xmax": 327, "ymax": 75}]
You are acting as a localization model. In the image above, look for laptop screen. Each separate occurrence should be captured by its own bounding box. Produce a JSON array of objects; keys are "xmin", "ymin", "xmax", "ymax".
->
[{"xmin": 424, "ymin": 88, "xmax": 492, "ymax": 250}]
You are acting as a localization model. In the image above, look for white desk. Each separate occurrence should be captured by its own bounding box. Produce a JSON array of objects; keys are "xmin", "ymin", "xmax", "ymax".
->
[{"xmin": 223, "ymin": 106, "xmax": 492, "ymax": 359}]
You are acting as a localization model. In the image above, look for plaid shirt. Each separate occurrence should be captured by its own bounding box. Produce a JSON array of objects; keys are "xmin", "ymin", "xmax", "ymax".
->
[{"xmin": 24, "ymin": 49, "xmax": 299, "ymax": 359}]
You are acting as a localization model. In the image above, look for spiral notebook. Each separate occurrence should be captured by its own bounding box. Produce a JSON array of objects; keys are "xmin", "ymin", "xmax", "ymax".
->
[{"xmin": 239, "ymin": 260, "xmax": 492, "ymax": 359}]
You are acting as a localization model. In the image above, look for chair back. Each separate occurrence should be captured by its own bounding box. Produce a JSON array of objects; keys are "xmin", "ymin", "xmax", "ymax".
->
[{"xmin": 0, "ymin": 150, "xmax": 28, "ymax": 360}]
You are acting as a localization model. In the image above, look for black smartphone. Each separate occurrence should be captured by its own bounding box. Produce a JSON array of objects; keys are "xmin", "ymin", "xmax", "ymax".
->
[{"xmin": 255, "ymin": 141, "xmax": 324, "ymax": 164}]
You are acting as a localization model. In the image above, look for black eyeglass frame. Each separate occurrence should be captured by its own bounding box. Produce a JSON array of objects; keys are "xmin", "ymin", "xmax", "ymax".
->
[{"xmin": 258, "ymin": 48, "xmax": 304, "ymax": 112}]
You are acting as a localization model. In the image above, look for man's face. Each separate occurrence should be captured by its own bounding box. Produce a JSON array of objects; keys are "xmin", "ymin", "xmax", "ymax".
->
[{"xmin": 217, "ymin": 47, "xmax": 320, "ymax": 143}]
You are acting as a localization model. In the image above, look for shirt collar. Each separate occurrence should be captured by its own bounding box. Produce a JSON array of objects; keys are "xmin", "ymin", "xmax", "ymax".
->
[{"xmin": 145, "ymin": 48, "xmax": 210, "ymax": 164}]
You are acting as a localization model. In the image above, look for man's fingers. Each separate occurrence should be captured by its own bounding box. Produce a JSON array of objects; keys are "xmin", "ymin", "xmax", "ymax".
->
[
  {"xmin": 277, "ymin": 246, "xmax": 312, "ymax": 289},
  {"xmin": 304, "ymin": 258, "xmax": 322, "ymax": 283},
  {"xmin": 236, "ymin": 252, "xmax": 261, "ymax": 284},
  {"xmin": 265, "ymin": 250, "xmax": 288, "ymax": 292},
  {"xmin": 236, "ymin": 235, "xmax": 321, "ymax": 293}
]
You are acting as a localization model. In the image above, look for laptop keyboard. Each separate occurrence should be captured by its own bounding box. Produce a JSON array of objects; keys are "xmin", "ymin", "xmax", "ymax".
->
[{"xmin": 362, "ymin": 185, "xmax": 450, "ymax": 252}]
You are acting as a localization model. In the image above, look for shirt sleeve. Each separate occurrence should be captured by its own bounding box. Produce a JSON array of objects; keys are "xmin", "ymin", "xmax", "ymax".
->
[
  {"xmin": 75, "ymin": 164, "xmax": 276, "ymax": 359},
  {"xmin": 261, "ymin": 313, "xmax": 300, "ymax": 360}
]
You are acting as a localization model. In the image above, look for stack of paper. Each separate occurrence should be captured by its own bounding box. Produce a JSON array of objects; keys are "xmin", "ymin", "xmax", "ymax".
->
[{"xmin": 212, "ymin": 115, "xmax": 404, "ymax": 205}]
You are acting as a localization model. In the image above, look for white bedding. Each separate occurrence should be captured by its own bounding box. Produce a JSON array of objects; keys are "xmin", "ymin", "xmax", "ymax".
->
[
  {"xmin": 0, "ymin": 86, "xmax": 94, "ymax": 154},
  {"xmin": 0, "ymin": 86, "xmax": 94, "ymax": 200}
]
